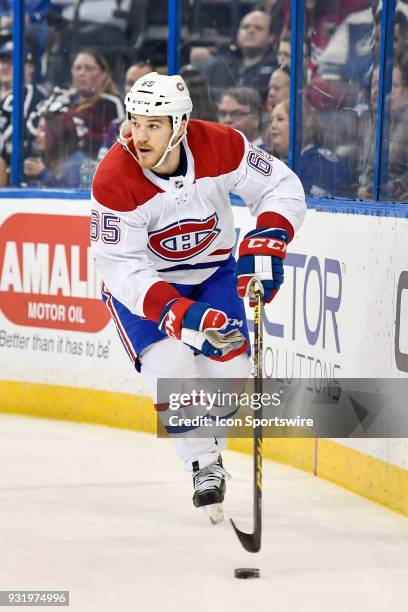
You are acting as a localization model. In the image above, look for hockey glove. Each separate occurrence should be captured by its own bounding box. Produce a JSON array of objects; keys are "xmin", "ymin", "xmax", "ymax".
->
[
  {"xmin": 235, "ymin": 227, "xmax": 289, "ymax": 305},
  {"xmin": 158, "ymin": 297, "xmax": 246, "ymax": 361}
]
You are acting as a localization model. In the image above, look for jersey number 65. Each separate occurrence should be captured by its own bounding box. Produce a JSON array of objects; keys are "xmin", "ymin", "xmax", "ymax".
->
[{"xmin": 90, "ymin": 210, "xmax": 121, "ymax": 244}]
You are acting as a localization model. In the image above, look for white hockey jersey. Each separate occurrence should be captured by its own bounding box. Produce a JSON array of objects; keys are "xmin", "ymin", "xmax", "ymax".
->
[{"xmin": 90, "ymin": 120, "xmax": 306, "ymax": 322}]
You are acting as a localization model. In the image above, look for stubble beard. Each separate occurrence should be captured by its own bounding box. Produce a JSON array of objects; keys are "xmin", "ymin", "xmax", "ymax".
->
[{"xmin": 136, "ymin": 147, "xmax": 166, "ymax": 170}]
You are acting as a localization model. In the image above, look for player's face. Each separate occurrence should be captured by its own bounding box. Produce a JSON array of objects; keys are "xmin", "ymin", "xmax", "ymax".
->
[
  {"xmin": 130, "ymin": 115, "xmax": 174, "ymax": 169},
  {"xmin": 270, "ymin": 102, "xmax": 289, "ymax": 158},
  {"xmin": 218, "ymin": 96, "xmax": 259, "ymax": 141},
  {"xmin": 72, "ymin": 53, "xmax": 104, "ymax": 95}
]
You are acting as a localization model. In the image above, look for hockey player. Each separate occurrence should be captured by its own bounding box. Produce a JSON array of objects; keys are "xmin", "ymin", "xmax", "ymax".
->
[{"xmin": 90, "ymin": 72, "xmax": 306, "ymax": 522}]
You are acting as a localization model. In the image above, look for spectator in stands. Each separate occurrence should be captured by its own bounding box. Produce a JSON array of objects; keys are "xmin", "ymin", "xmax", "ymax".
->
[
  {"xmin": 266, "ymin": 63, "xmax": 290, "ymax": 112},
  {"xmin": 218, "ymin": 86, "xmax": 270, "ymax": 150},
  {"xmin": 275, "ymin": 32, "xmax": 314, "ymax": 81},
  {"xmin": 0, "ymin": 41, "xmax": 45, "ymax": 184},
  {"xmin": 28, "ymin": 48, "xmax": 124, "ymax": 161},
  {"xmin": 0, "ymin": 40, "xmax": 13, "ymax": 100},
  {"xmin": 335, "ymin": 0, "xmax": 371, "ymax": 17},
  {"xmin": 23, "ymin": 113, "xmax": 85, "ymax": 187},
  {"xmin": 53, "ymin": 0, "xmax": 132, "ymax": 49},
  {"xmin": 0, "ymin": 156, "xmax": 7, "ymax": 186},
  {"xmin": 0, "ymin": 4, "xmax": 12, "ymax": 32},
  {"xmin": 256, "ymin": 0, "xmax": 355, "ymax": 42},
  {"xmin": 0, "ymin": 40, "xmax": 45, "ymax": 93},
  {"xmin": 316, "ymin": 0, "xmax": 379, "ymax": 90},
  {"xmin": 124, "ymin": 61, "xmax": 153, "ymax": 94},
  {"xmin": 277, "ymin": 32, "xmax": 291, "ymax": 68},
  {"xmin": 358, "ymin": 63, "xmax": 408, "ymax": 202},
  {"xmin": 0, "ymin": 0, "xmax": 56, "ymax": 83},
  {"xmin": 306, "ymin": 73, "xmax": 350, "ymax": 112},
  {"xmin": 305, "ymin": 1, "xmax": 344, "ymax": 79},
  {"xmin": 45, "ymin": 0, "xmax": 148, "ymax": 87},
  {"xmin": 299, "ymin": 100, "xmax": 351, "ymax": 197},
  {"xmin": 255, "ymin": 0, "xmax": 289, "ymax": 39},
  {"xmin": 269, "ymin": 98, "xmax": 351, "ymax": 196},
  {"xmin": 180, "ymin": 65, "xmax": 218, "ymax": 122},
  {"xmin": 394, "ymin": 4, "xmax": 408, "ymax": 76},
  {"xmin": 189, "ymin": 45, "xmax": 215, "ymax": 67},
  {"xmin": 307, "ymin": 1, "xmax": 394, "ymax": 144},
  {"xmin": 193, "ymin": 10, "xmax": 278, "ymax": 103},
  {"xmin": 305, "ymin": 71, "xmax": 365, "ymax": 193}
]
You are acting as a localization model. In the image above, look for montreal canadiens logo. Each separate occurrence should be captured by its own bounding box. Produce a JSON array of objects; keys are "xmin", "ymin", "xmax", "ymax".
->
[{"xmin": 148, "ymin": 213, "xmax": 220, "ymax": 261}]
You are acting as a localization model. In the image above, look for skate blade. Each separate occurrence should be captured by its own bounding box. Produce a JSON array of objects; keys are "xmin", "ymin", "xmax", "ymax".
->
[{"xmin": 205, "ymin": 503, "xmax": 224, "ymax": 525}]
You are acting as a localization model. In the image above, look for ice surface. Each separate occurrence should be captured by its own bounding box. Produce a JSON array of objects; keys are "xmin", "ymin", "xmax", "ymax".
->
[{"xmin": 0, "ymin": 415, "xmax": 407, "ymax": 612}]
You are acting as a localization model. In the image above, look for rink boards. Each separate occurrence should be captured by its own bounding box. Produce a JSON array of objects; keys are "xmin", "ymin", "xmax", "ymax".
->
[{"xmin": 0, "ymin": 196, "xmax": 407, "ymax": 516}]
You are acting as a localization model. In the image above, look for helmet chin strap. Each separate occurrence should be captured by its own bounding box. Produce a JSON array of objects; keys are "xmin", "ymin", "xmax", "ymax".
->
[
  {"xmin": 151, "ymin": 124, "xmax": 187, "ymax": 169},
  {"xmin": 118, "ymin": 118, "xmax": 188, "ymax": 171}
]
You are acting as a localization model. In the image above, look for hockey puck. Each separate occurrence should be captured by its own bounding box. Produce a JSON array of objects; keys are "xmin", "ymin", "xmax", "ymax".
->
[{"xmin": 234, "ymin": 568, "xmax": 260, "ymax": 579}]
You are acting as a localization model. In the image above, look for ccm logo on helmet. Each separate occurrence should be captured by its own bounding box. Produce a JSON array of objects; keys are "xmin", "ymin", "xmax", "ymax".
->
[{"xmin": 148, "ymin": 213, "xmax": 220, "ymax": 261}]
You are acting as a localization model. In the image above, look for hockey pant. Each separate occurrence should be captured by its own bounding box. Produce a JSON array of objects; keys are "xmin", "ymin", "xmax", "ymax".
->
[
  {"xmin": 102, "ymin": 258, "xmax": 252, "ymax": 470},
  {"xmin": 141, "ymin": 337, "xmax": 252, "ymax": 471}
]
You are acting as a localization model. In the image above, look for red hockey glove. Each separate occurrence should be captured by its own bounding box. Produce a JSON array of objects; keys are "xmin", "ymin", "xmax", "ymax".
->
[
  {"xmin": 235, "ymin": 227, "xmax": 289, "ymax": 305},
  {"xmin": 158, "ymin": 298, "xmax": 246, "ymax": 360}
]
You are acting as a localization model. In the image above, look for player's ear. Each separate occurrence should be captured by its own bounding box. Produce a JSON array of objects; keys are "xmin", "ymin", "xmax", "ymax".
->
[
  {"xmin": 174, "ymin": 118, "xmax": 187, "ymax": 143},
  {"xmin": 118, "ymin": 119, "xmax": 133, "ymax": 146},
  {"xmin": 122, "ymin": 119, "xmax": 132, "ymax": 134}
]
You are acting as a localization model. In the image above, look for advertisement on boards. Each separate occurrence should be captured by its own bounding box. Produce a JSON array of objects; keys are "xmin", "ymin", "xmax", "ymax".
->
[
  {"xmin": 0, "ymin": 200, "xmax": 145, "ymax": 395},
  {"xmin": 1, "ymin": 199, "xmax": 408, "ymax": 395}
]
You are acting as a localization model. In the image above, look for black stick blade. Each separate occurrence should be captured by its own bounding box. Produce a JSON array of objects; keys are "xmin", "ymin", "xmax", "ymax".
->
[{"xmin": 229, "ymin": 518, "xmax": 261, "ymax": 553}]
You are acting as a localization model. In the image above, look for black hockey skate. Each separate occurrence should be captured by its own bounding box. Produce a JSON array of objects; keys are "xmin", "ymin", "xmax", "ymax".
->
[{"xmin": 192, "ymin": 456, "xmax": 230, "ymax": 524}]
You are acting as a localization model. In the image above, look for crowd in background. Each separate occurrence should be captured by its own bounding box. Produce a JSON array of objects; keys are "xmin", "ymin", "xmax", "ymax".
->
[{"xmin": 2, "ymin": 0, "xmax": 408, "ymax": 201}]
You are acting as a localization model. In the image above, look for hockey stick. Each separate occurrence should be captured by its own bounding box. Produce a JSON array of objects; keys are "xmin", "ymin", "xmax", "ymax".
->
[{"xmin": 230, "ymin": 286, "xmax": 263, "ymax": 553}]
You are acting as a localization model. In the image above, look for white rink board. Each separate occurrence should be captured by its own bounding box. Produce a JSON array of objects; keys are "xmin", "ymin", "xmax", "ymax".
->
[
  {"xmin": 1, "ymin": 197, "xmax": 408, "ymax": 468},
  {"xmin": 334, "ymin": 438, "xmax": 408, "ymax": 470},
  {"xmin": 233, "ymin": 206, "xmax": 408, "ymax": 380},
  {"xmin": 0, "ymin": 199, "xmax": 148, "ymax": 396}
]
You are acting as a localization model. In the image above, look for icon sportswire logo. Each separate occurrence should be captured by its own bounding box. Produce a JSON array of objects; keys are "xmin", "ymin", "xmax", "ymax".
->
[
  {"xmin": 0, "ymin": 213, "xmax": 110, "ymax": 332},
  {"xmin": 148, "ymin": 213, "xmax": 220, "ymax": 261}
]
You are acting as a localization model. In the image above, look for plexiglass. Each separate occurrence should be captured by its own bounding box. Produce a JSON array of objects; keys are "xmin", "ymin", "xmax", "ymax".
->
[{"xmin": 4, "ymin": 0, "xmax": 167, "ymax": 188}]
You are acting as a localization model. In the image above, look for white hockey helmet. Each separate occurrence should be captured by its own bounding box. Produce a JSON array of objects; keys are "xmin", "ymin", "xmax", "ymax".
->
[{"xmin": 122, "ymin": 72, "xmax": 193, "ymax": 168}]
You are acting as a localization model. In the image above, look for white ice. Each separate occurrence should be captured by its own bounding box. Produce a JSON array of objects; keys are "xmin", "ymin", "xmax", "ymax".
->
[{"xmin": 0, "ymin": 414, "xmax": 408, "ymax": 612}]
